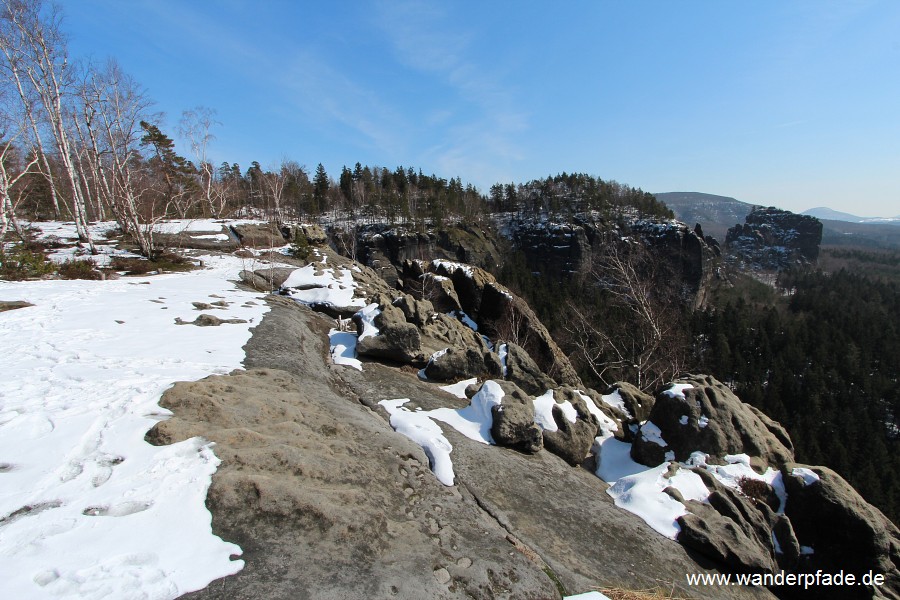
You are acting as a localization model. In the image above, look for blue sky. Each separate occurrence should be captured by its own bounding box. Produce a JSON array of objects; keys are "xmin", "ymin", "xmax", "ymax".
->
[{"xmin": 64, "ymin": 0, "xmax": 900, "ymax": 217}]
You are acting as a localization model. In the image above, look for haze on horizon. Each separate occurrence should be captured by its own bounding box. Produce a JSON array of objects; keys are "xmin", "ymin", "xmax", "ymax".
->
[{"xmin": 64, "ymin": 0, "xmax": 900, "ymax": 218}]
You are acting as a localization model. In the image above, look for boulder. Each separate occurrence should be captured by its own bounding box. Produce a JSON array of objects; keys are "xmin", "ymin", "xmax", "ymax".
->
[
  {"xmin": 502, "ymin": 342, "xmax": 556, "ymax": 396},
  {"xmin": 488, "ymin": 380, "xmax": 543, "ymax": 454},
  {"xmin": 606, "ymin": 381, "xmax": 654, "ymax": 422},
  {"xmin": 239, "ymin": 267, "xmax": 297, "ymax": 292},
  {"xmin": 783, "ymin": 463, "xmax": 900, "ymax": 598},
  {"xmin": 677, "ymin": 468, "xmax": 780, "ymax": 574},
  {"xmin": 230, "ymin": 223, "xmax": 287, "ymax": 248},
  {"xmin": 542, "ymin": 411, "xmax": 598, "ymax": 467},
  {"xmin": 631, "ymin": 375, "xmax": 794, "ymax": 468},
  {"xmin": 423, "ymin": 347, "xmax": 501, "ymax": 382},
  {"xmin": 355, "ymin": 303, "xmax": 423, "ymax": 364}
]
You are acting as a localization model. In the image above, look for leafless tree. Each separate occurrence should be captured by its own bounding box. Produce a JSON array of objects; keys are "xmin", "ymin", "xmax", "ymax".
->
[
  {"xmin": 0, "ymin": 107, "xmax": 39, "ymax": 239},
  {"xmin": 565, "ymin": 238, "xmax": 689, "ymax": 391},
  {"xmin": 178, "ymin": 105, "xmax": 222, "ymax": 217},
  {"xmin": 260, "ymin": 161, "xmax": 287, "ymax": 224},
  {"xmin": 0, "ymin": 0, "xmax": 95, "ymax": 252},
  {"xmin": 74, "ymin": 60, "xmax": 157, "ymax": 256}
]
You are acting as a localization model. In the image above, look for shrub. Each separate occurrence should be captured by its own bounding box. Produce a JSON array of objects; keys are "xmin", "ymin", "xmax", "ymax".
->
[
  {"xmin": 736, "ymin": 476, "xmax": 771, "ymax": 504},
  {"xmin": 0, "ymin": 246, "xmax": 56, "ymax": 280},
  {"xmin": 57, "ymin": 258, "xmax": 102, "ymax": 280},
  {"xmin": 289, "ymin": 231, "xmax": 311, "ymax": 260},
  {"xmin": 109, "ymin": 252, "xmax": 194, "ymax": 275}
]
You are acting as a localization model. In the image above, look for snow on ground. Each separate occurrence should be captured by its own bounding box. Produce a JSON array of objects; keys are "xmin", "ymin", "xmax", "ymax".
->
[
  {"xmin": 282, "ymin": 263, "xmax": 366, "ymax": 310},
  {"xmin": 431, "ymin": 259, "xmax": 474, "ymax": 277},
  {"xmin": 355, "ymin": 303, "xmax": 381, "ymax": 340},
  {"xmin": 378, "ymin": 399, "xmax": 456, "ymax": 486},
  {"xmin": 379, "ymin": 381, "xmax": 506, "ymax": 486},
  {"xmin": 440, "ymin": 378, "xmax": 478, "ymax": 399},
  {"xmin": 150, "ymin": 218, "xmax": 264, "ymax": 235},
  {"xmin": 328, "ymin": 330, "xmax": 362, "ymax": 370},
  {"xmin": 596, "ymin": 434, "xmax": 786, "ymax": 538},
  {"xmin": 0, "ymin": 253, "xmax": 269, "ymax": 599},
  {"xmin": 563, "ymin": 592, "xmax": 612, "ymax": 600},
  {"xmin": 576, "ymin": 390, "xmax": 618, "ymax": 433},
  {"xmin": 599, "ymin": 388, "xmax": 631, "ymax": 418},
  {"xmin": 791, "ymin": 466, "xmax": 820, "ymax": 486},
  {"xmin": 533, "ymin": 389, "xmax": 577, "ymax": 432},
  {"xmin": 26, "ymin": 220, "xmax": 141, "ymax": 268}
]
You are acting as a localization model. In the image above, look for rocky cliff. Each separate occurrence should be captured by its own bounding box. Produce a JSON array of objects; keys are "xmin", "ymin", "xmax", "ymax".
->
[
  {"xmin": 158, "ymin": 235, "xmax": 899, "ymax": 600},
  {"xmin": 497, "ymin": 214, "xmax": 721, "ymax": 309},
  {"xmin": 725, "ymin": 207, "xmax": 823, "ymax": 270}
]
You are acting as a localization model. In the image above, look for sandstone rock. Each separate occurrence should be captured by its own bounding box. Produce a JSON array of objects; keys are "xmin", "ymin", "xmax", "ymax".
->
[
  {"xmin": 542, "ymin": 410, "xmax": 597, "ymax": 466},
  {"xmin": 606, "ymin": 381, "xmax": 654, "ymax": 422},
  {"xmin": 423, "ymin": 347, "xmax": 500, "ymax": 382},
  {"xmin": 631, "ymin": 374, "xmax": 794, "ymax": 468},
  {"xmin": 783, "ymin": 463, "xmax": 900, "ymax": 599},
  {"xmin": 355, "ymin": 303, "xmax": 423, "ymax": 363},
  {"xmin": 175, "ymin": 313, "xmax": 248, "ymax": 327},
  {"xmin": 230, "ymin": 223, "xmax": 287, "ymax": 248},
  {"xmin": 0, "ymin": 300, "xmax": 33, "ymax": 312},
  {"xmin": 725, "ymin": 207, "xmax": 823, "ymax": 269},
  {"xmin": 491, "ymin": 403, "xmax": 543, "ymax": 454},
  {"xmin": 485, "ymin": 380, "xmax": 543, "ymax": 453},
  {"xmin": 677, "ymin": 467, "xmax": 780, "ymax": 574},
  {"xmin": 285, "ymin": 223, "xmax": 327, "ymax": 246},
  {"xmin": 503, "ymin": 342, "xmax": 556, "ymax": 396}
]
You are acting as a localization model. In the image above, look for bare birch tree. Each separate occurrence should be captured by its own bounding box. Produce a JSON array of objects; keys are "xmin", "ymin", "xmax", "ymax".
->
[
  {"xmin": 0, "ymin": 0, "xmax": 94, "ymax": 252},
  {"xmin": 565, "ymin": 239, "xmax": 689, "ymax": 391},
  {"xmin": 75, "ymin": 60, "xmax": 156, "ymax": 256},
  {"xmin": 178, "ymin": 105, "xmax": 222, "ymax": 217}
]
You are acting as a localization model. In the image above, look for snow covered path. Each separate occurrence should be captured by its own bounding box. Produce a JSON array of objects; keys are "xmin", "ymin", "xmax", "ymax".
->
[{"xmin": 0, "ymin": 255, "xmax": 269, "ymax": 599}]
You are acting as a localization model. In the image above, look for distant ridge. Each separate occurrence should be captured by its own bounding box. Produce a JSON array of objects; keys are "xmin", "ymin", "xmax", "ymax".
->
[
  {"xmin": 802, "ymin": 207, "xmax": 866, "ymax": 223},
  {"xmin": 653, "ymin": 192, "xmax": 755, "ymax": 241}
]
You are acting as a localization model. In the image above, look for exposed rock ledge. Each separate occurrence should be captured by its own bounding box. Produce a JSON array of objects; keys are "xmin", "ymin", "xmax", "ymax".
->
[{"xmin": 148, "ymin": 295, "xmax": 773, "ymax": 600}]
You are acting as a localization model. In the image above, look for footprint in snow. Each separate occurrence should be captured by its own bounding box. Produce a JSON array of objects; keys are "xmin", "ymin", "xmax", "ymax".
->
[{"xmin": 82, "ymin": 500, "xmax": 153, "ymax": 517}]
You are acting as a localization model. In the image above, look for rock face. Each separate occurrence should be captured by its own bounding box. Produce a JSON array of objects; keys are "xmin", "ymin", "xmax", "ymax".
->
[
  {"xmin": 631, "ymin": 375, "xmax": 794, "ymax": 469},
  {"xmin": 499, "ymin": 215, "xmax": 719, "ymax": 308},
  {"xmin": 783, "ymin": 463, "xmax": 900, "ymax": 599},
  {"xmin": 352, "ymin": 223, "xmax": 504, "ymax": 287},
  {"xmin": 725, "ymin": 207, "xmax": 823, "ymax": 269}
]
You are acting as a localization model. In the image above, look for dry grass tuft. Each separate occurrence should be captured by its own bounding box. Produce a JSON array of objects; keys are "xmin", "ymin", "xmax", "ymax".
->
[{"xmin": 599, "ymin": 586, "xmax": 693, "ymax": 600}]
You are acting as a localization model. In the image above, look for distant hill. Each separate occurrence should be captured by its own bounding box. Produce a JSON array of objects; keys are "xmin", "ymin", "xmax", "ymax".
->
[
  {"xmin": 802, "ymin": 207, "xmax": 867, "ymax": 223},
  {"xmin": 657, "ymin": 192, "xmax": 900, "ymax": 250},
  {"xmin": 803, "ymin": 207, "xmax": 900, "ymax": 226},
  {"xmin": 653, "ymin": 192, "xmax": 755, "ymax": 241}
]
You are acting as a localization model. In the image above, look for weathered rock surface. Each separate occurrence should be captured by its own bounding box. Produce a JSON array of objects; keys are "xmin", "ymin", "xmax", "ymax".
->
[
  {"xmin": 423, "ymin": 347, "xmax": 501, "ymax": 382},
  {"xmin": 156, "ymin": 296, "xmax": 772, "ymax": 600},
  {"xmin": 725, "ymin": 207, "xmax": 823, "ymax": 269},
  {"xmin": 354, "ymin": 302, "xmax": 423, "ymax": 363},
  {"xmin": 606, "ymin": 381, "xmax": 654, "ymax": 422},
  {"xmin": 631, "ymin": 374, "xmax": 794, "ymax": 469},
  {"xmin": 783, "ymin": 463, "xmax": 900, "ymax": 599},
  {"xmin": 502, "ymin": 342, "xmax": 556, "ymax": 395},
  {"xmin": 678, "ymin": 468, "xmax": 780, "ymax": 575},
  {"xmin": 352, "ymin": 223, "xmax": 503, "ymax": 288},
  {"xmin": 488, "ymin": 381, "xmax": 543, "ymax": 454},
  {"xmin": 501, "ymin": 215, "xmax": 719, "ymax": 308},
  {"xmin": 229, "ymin": 222, "xmax": 287, "ymax": 248},
  {"xmin": 0, "ymin": 300, "xmax": 33, "ymax": 312}
]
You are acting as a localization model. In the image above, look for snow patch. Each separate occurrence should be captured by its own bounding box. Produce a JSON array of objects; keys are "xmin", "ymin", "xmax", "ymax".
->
[
  {"xmin": 639, "ymin": 421, "xmax": 668, "ymax": 447},
  {"xmin": 0, "ymin": 254, "xmax": 269, "ymax": 599},
  {"xmin": 663, "ymin": 382, "xmax": 694, "ymax": 399},
  {"xmin": 533, "ymin": 390, "xmax": 577, "ymax": 432},
  {"xmin": 791, "ymin": 467, "xmax": 820, "ymax": 486}
]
